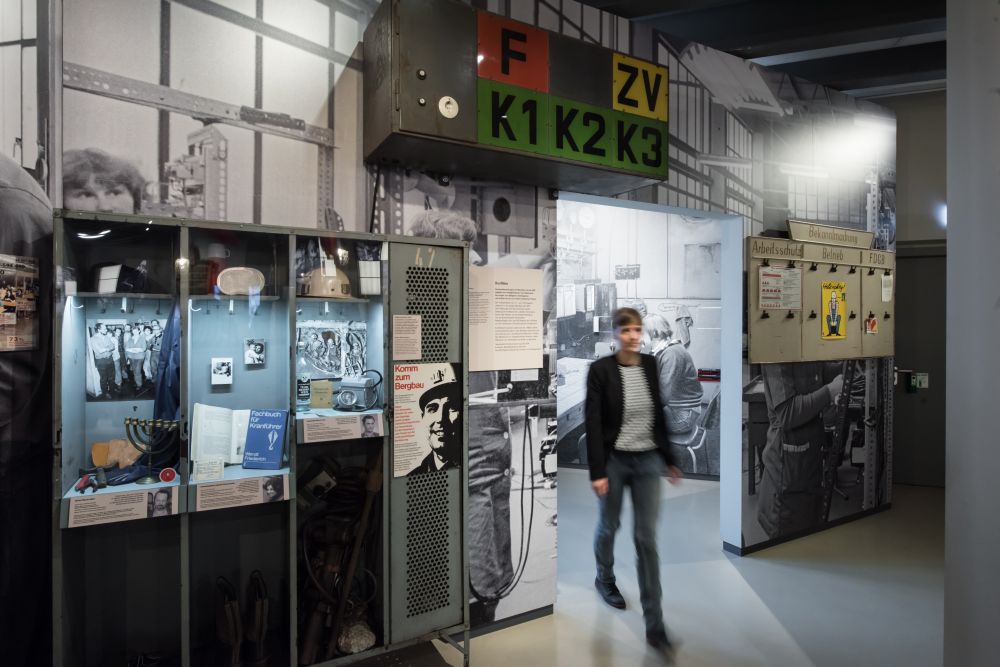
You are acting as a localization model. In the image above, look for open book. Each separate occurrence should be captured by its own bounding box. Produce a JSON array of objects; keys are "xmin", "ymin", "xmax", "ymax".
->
[
  {"xmin": 191, "ymin": 403, "xmax": 287, "ymax": 469},
  {"xmin": 191, "ymin": 403, "xmax": 251, "ymax": 464}
]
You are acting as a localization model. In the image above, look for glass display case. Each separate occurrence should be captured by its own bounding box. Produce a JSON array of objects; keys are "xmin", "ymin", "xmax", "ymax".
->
[
  {"xmin": 292, "ymin": 232, "xmax": 387, "ymax": 663},
  {"xmin": 293, "ymin": 233, "xmax": 386, "ymax": 442},
  {"xmin": 184, "ymin": 225, "xmax": 293, "ymax": 665},
  {"xmin": 51, "ymin": 213, "xmax": 466, "ymax": 666},
  {"xmin": 185, "ymin": 225, "xmax": 291, "ymax": 502},
  {"xmin": 54, "ymin": 212, "xmax": 183, "ymax": 666},
  {"xmin": 56, "ymin": 214, "xmax": 182, "ymax": 522}
]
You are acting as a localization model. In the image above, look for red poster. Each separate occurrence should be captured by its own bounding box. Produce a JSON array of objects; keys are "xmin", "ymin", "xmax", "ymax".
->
[{"xmin": 477, "ymin": 12, "xmax": 549, "ymax": 93}]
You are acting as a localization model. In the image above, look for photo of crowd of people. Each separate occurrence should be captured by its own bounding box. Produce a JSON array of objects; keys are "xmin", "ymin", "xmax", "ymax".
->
[
  {"xmin": 296, "ymin": 322, "xmax": 367, "ymax": 378},
  {"xmin": 85, "ymin": 318, "xmax": 166, "ymax": 401},
  {"xmin": 0, "ymin": 255, "xmax": 39, "ymax": 350}
]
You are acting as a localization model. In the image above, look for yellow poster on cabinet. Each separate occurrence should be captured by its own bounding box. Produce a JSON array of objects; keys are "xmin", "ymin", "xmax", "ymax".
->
[{"xmin": 821, "ymin": 280, "xmax": 847, "ymax": 340}]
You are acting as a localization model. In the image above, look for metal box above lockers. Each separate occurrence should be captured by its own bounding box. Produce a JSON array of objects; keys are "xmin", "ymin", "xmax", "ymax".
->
[{"xmin": 363, "ymin": 0, "xmax": 671, "ymax": 196}]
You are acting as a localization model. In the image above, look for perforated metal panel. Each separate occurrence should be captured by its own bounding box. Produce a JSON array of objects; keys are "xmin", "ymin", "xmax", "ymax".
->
[
  {"xmin": 405, "ymin": 266, "xmax": 450, "ymax": 362},
  {"xmin": 388, "ymin": 242, "xmax": 466, "ymax": 643},
  {"xmin": 404, "ymin": 471, "xmax": 452, "ymax": 617}
]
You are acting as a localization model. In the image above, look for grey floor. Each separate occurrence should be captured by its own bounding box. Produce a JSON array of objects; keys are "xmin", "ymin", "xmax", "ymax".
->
[{"xmin": 375, "ymin": 468, "xmax": 944, "ymax": 667}]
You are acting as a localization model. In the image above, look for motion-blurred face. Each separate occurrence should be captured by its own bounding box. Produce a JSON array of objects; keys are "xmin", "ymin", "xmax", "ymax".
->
[
  {"xmin": 615, "ymin": 323, "xmax": 643, "ymax": 354},
  {"xmin": 64, "ymin": 174, "xmax": 135, "ymax": 214},
  {"xmin": 422, "ymin": 394, "xmax": 460, "ymax": 462}
]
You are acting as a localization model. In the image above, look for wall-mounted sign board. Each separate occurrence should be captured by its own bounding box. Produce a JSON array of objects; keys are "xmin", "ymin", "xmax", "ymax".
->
[
  {"xmin": 363, "ymin": 0, "xmax": 669, "ymax": 195},
  {"xmin": 787, "ymin": 220, "xmax": 875, "ymax": 249},
  {"xmin": 746, "ymin": 223, "xmax": 895, "ymax": 363}
]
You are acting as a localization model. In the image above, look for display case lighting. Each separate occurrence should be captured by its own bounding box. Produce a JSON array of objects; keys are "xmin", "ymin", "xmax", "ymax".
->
[{"xmin": 76, "ymin": 229, "xmax": 110, "ymax": 239}]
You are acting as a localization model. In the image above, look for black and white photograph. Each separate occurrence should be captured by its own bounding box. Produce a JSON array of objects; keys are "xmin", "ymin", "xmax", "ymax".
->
[
  {"xmin": 359, "ymin": 414, "xmax": 381, "ymax": 439},
  {"xmin": 742, "ymin": 358, "xmax": 888, "ymax": 546},
  {"xmin": 409, "ymin": 364, "xmax": 463, "ymax": 475},
  {"xmin": 467, "ymin": 400, "xmax": 557, "ymax": 626},
  {"xmin": 244, "ymin": 338, "xmax": 265, "ymax": 366},
  {"xmin": 85, "ymin": 317, "xmax": 166, "ymax": 401},
  {"xmin": 0, "ymin": 254, "xmax": 39, "ymax": 351},
  {"xmin": 60, "ymin": 0, "xmax": 373, "ymax": 230},
  {"xmin": 297, "ymin": 321, "xmax": 367, "ymax": 378},
  {"xmin": 210, "ymin": 357, "xmax": 233, "ymax": 386},
  {"xmin": 262, "ymin": 476, "xmax": 284, "ymax": 503},
  {"xmin": 147, "ymin": 487, "xmax": 173, "ymax": 518},
  {"xmin": 555, "ymin": 199, "xmax": 723, "ymax": 476}
]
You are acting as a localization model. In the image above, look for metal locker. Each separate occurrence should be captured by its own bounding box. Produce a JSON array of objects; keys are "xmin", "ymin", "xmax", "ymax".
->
[
  {"xmin": 746, "ymin": 237, "xmax": 806, "ymax": 364},
  {"xmin": 386, "ymin": 241, "xmax": 468, "ymax": 644},
  {"xmin": 860, "ymin": 250, "xmax": 896, "ymax": 358},
  {"xmin": 747, "ymin": 256, "xmax": 804, "ymax": 364},
  {"xmin": 799, "ymin": 245, "xmax": 863, "ymax": 362}
]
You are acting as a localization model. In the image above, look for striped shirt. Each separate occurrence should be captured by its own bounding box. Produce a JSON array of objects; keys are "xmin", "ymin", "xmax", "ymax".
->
[{"xmin": 615, "ymin": 364, "xmax": 657, "ymax": 452}]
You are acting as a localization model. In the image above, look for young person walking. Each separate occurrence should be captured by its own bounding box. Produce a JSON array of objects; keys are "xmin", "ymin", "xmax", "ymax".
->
[{"xmin": 586, "ymin": 307, "xmax": 683, "ymax": 660}]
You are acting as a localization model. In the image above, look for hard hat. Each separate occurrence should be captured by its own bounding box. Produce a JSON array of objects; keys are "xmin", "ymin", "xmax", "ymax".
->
[
  {"xmin": 217, "ymin": 267, "xmax": 266, "ymax": 295},
  {"xmin": 418, "ymin": 364, "xmax": 460, "ymax": 412},
  {"xmin": 306, "ymin": 259, "xmax": 352, "ymax": 298}
]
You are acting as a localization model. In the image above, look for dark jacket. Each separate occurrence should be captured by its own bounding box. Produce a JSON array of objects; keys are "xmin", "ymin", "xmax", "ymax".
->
[
  {"xmin": 585, "ymin": 353, "xmax": 677, "ymax": 481},
  {"xmin": 409, "ymin": 451, "xmax": 457, "ymax": 476},
  {"xmin": 756, "ymin": 361, "xmax": 839, "ymax": 538}
]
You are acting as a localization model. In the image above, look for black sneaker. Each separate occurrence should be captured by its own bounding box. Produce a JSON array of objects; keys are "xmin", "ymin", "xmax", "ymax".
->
[
  {"xmin": 646, "ymin": 630, "xmax": 678, "ymax": 662},
  {"xmin": 594, "ymin": 577, "xmax": 626, "ymax": 609}
]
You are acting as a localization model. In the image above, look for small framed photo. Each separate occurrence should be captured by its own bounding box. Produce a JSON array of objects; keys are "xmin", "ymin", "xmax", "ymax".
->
[
  {"xmin": 359, "ymin": 413, "xmax": 382, "ymax": 438},
  {"xmin": 211, "ymin": 357, "xmax": 233, "ymax": 385},
  {"xmin": 244, "ymin": 338, "xmax": 265, "ymax": 366}
]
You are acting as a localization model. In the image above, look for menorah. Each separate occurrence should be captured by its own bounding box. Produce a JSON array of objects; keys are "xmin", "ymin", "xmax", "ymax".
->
[{"xmin": 124, "ymin": 418, "xmax": 180, "ymax": 485}]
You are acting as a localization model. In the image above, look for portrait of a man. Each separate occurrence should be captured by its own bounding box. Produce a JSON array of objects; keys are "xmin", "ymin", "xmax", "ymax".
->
[
  {"xmin": 360, "ymin": 414, "xmax": 380, "ymax": 438},
  {"xmin": 409, "ymin": 364, "xmax": 462, "ymax": 474}
]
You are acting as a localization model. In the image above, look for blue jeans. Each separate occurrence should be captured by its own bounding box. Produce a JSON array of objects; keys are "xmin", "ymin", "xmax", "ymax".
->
[{"xmin": 594, "ymin": 449, "xmax": 665, "ymax": 636}]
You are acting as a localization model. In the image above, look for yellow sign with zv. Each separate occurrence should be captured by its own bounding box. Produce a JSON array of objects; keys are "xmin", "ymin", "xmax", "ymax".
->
[{"xmin": 612, "ymin": 53, "xmax": 668, "ymax": 122}]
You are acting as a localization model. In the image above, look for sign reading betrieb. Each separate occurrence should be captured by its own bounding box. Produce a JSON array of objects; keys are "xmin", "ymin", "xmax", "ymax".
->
[{"xmin": 363, "ymin": 0, "xmax": 669, "ymax": 194}]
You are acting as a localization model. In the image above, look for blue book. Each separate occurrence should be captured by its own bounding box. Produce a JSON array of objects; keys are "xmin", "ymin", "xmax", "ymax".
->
[{"xmin": 242, "ymin": 409, "xmax": 287, "ymax": 469}]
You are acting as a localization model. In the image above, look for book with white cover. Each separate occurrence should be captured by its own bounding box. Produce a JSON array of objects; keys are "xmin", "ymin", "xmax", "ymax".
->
[{"xmin": 190, "ymin": 403, "xmax": 251, "ymax": 464}]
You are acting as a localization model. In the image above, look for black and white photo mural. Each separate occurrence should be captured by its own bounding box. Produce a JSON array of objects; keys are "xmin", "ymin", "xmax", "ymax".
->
[
  {"xmin": 59, "ymin": 0, "xmax": 375, "ymax": 228},
  {"xmin": 555, "ymin": 198, "xmax": 724, "ymax": 477},
  {"xmin": 16, "ymin": 0, "xmax": 895, "ymax": 640},
  {"xmin": 373, "ymin": 171, "xmax": 559, "ymax": 627}
]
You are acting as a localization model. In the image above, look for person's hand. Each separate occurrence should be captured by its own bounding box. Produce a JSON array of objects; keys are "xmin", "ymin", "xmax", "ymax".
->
[
  {"xmin": 666, "ymin": 465, "xmax": 683, "ymax": 486},
  {"xmin": 592, "ymin": 478, "xmax": 609, "ymax": 497},
  {"xmin": 827, "ymin": 374, "xmax": 845, "ymax": 403}
]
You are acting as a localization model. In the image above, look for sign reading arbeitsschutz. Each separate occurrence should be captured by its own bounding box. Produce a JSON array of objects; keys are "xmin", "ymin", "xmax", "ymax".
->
[{"xmin": 474, "ymin": 12, "xmax": 668, "ymax": 178}]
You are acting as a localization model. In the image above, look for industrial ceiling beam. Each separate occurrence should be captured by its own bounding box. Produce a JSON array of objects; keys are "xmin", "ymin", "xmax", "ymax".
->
[
  {"xmin": 578, "ymin": 0, "xmax": 945, "ymax": 92},
  {"xmin": 771, "ymin": 42, "xmax": 945, "ymax": 92},
  {"xmin": 749, "ymin": 26, "xmax": 945, "ymax": 67},
  {"xmin": 579, "ymin": 0, "xmax": 944, "ymax": 57}
]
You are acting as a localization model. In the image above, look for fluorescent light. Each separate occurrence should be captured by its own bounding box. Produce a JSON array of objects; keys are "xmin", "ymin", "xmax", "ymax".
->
[{"xmin": 76, "ymin": 229, "xmax": 111, "ymax": 240}]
